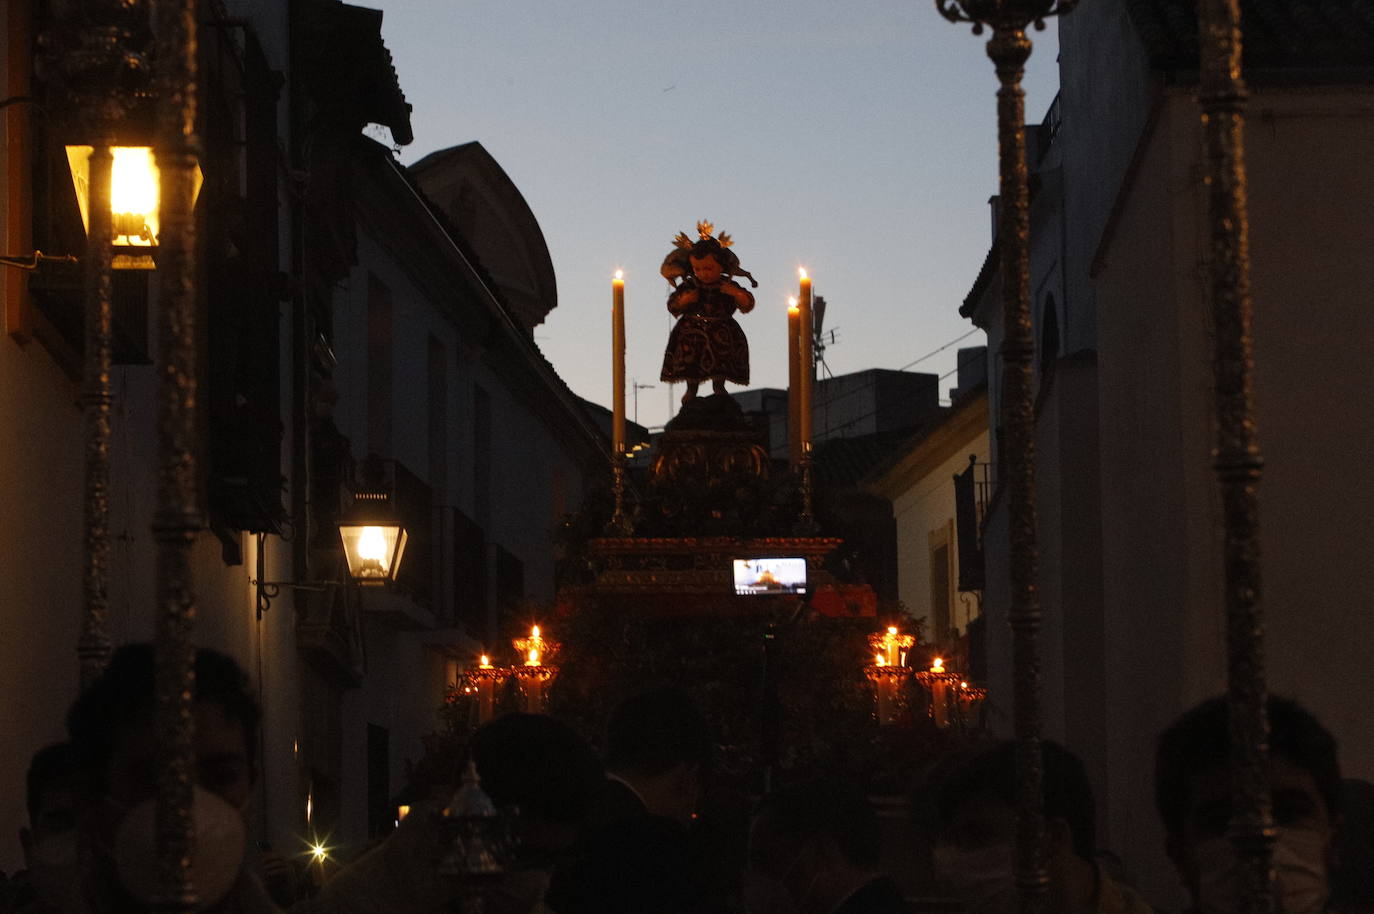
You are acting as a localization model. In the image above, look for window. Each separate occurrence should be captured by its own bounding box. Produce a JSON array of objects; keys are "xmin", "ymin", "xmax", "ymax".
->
[
  {"xmin": 929, "ymin": 522, "xmax": 955, "ymax": 640},
  {"xmin": 366, "ymin": 274, "xmax": 393, "ymax": 455}
]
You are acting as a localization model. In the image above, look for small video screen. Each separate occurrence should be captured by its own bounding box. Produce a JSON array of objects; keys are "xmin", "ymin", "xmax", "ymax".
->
[{"xmin": 733, "ymin": 557, "xmax": 807, "ymax": 595}]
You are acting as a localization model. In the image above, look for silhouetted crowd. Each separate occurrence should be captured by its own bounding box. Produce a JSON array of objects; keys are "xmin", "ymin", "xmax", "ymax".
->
[{"xmin": 2, "ymin": 642, "xmax": 1371, "ymax": 913}]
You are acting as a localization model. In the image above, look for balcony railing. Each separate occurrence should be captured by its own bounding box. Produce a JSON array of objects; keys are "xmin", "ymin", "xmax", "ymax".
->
[{"xmin": 954, "ymin": 455, "xmax": 992, "ymax": 592}]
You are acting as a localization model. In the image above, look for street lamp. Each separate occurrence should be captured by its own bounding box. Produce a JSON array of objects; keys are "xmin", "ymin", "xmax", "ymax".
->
[
  {"xmin": 254, "ymin": 484, "xmax": 409, "ymax": 616},
  {"xmin": 338, "ymin": 491, "xmax": 409, "ymax": 586},
  {"xmin": 65, "ymin": 144, "xmax": 203, "ymax": 269}
]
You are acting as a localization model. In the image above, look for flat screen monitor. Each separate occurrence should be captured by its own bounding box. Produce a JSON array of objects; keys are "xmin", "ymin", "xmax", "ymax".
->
[{"xmin": 733, "ymin": 557, "xmax": 807, "ymax": 596}]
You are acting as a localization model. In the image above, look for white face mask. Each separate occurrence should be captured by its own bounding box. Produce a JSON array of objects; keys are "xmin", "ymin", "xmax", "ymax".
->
[
  {"xmin": 112, "ymin": 785, "xmax": 247, "ymax": 910},
  {"xmin": 932, "ymin": 843, "xmax": 1016, "ymax": 914},
  {"xmin": 1193, "ymin": 828, "xmax": 1330, "ymax": 914}
]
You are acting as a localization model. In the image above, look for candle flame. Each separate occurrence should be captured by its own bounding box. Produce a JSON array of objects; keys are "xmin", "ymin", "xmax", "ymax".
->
[
  {"xmin": 798, "ymin": 267, "xmax": 809, "ymax": 280},
  {"xmin": 614, "ymin": 269, "xmax": 624, "ymax": 281},
  {"xmin": 931, "ymin": 657, "xmax": 945, "ymax": 673},
  {"xmin": 788, "ymin": 296, "xmax": 799, "ymax": 312},
  {"xmin": 887, "ymin": 626, "xmax": 897, "ymax": 635},
  {"xmin": 874, "ymin": 653, "xmax": 885, "ymax": 666},
  {"xmin": 397, "ymin": 805, "xmax": 411, "ymax": 821},
  {"xmin": 532, "ymin": 624, "xmax": 541, "ymax": 638},
  {"xmin": 479, "ymin": 654, "xmax": 491, "ymax": 668},
  {"xmin": 960, "ymin": 681, "xmax": 969, "ymax": 689},
  {"xmin": 527, "ymin": 648, "xmax": 540, "ymax": 666}
]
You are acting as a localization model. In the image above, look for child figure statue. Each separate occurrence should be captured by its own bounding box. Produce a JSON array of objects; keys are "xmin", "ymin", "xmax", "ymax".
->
[{"xmin": 659, "ymin": 221, "xmax": 758, "ymax": 403}]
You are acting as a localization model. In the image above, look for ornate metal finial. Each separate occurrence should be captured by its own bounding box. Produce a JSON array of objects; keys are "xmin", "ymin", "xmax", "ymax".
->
[
  {"xmin": 934, "ymin": 0, "xmax": 1077, "ymax": 34},
  {"xmin": 439, "ymin": 760, "xmax": 515, "ymax": 895},
  {"xmin": 696, "ymin": 219, "xmax": 715, "ymax": 240}
]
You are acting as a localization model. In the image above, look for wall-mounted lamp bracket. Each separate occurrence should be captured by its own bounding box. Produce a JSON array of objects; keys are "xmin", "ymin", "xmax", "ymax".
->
[
  {"xmin": 0, "ymin": 251, "xmax": 78, "ymax": 270},
  {"xmin": 252, "ymin": 534, "xmax": 337, "ymax": 619}
]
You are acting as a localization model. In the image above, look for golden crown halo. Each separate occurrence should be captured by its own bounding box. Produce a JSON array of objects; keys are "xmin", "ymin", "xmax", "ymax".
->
[{"xmin": 674, "ymin": 221, "xmax": 734, "ymax": 249}]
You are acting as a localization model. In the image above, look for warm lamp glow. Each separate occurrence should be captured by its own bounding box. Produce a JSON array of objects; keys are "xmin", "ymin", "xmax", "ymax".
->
[
  {"xmin": 339, "ymin": 519, "xmax": 407, "ymax": 585},
  {"xmin": 110, "ymin": 147, "xmax": 157, "ymax": 233},
  {"xmin": 356, "ymin": 526, "xmax": 387, "ymax": 561},
  {"xmin": 396, "ymin": 805, "xmax": 411, "ymax": 822},
  {"xmin": 310, "ymin": 843, "xmax": 328, "ymax": 862},
  {"xmin": 65, "ymin": 145, "xmax": 203, "ymax": 269}
]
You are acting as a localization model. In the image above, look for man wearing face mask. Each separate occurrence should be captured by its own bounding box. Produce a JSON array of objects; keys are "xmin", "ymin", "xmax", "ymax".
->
[
  {"xmin": 65, "ymin": 644, "xmax": 269, "ymax": 913},
  {"xmin": 12, "ymin": 743, "xmax": 79, "ymax": 913},
  {"xmin": 930, "ymin": 741, "xmax": 1155, "ymax": 914},
  {"xmin": 1155, "ymin": 696, "xmax": 1341, "ymax": 914},
  {"xmin": 65, "ymin": 643, "xmax": 462, "ymax": 914},
  {"xmin": 746, "ymin": 779, "xmax": 910, "ymax": 914}
]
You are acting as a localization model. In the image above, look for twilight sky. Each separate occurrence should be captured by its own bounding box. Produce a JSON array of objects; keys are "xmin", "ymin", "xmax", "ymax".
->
[{"xmin": 378, "ymin": 0, "xmax": 1060, "ymax": 431}]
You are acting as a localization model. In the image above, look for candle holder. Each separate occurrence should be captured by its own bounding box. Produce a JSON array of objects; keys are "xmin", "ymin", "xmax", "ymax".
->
[
  {"xmin": 864, "ymin": 662, "xmax": 914, "ymax": 726},
  {"xmin": 607, "ymin": 451, "xmax": 635, "ymax": 536},
  {"xmin": 457, "ymin": 666, "xmax": 504, "ymax": 725},
  {"xmin": 915, "ymin": 667, "xmax": 962, "ymax": 729},
  {"xmin": 511, "ymin": 665, "xmax": 557, "ymax": 714},
  {"xmin": 512, "ymin": 627, "xmax": 556, "ymax": 663},
  {"xmin": 794, "ymin": 447, "xmax": 820, "ymax": 535},
  {"xmin": 952, "ymin": 680, "xmax": 989, "ymax": 730},
  {"xmin": 868, "ymin": 627, "xmax": 917, "ymax": 667}
]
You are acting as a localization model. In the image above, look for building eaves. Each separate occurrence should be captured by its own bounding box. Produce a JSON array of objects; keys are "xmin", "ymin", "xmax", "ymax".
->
[
  {"xmin": 960, "ymin": 245, "xmax": 999, "ymax": 320},
  {"xmin": 353, "ymin": 139, "xmax": 605, "ymax": 460},
  {"xmin": 296, "ymin": 1, "xmax": 413, "ymax": 145},
  {"xmin": 813, "ymin": 424, "xmax": 943, "ymax": 490},
  {"xmin": 1126, "ymin": 0, "xmax": 1374, "ymax": 73},
  {"xmin": 863, "ymin": 386, "xmax": 989, "ymax": 500}
]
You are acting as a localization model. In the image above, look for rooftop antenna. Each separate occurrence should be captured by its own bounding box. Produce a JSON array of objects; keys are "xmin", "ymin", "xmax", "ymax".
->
[{"xmin": 811, "ymin": 295, "xmax": 842, "ymax": 434}]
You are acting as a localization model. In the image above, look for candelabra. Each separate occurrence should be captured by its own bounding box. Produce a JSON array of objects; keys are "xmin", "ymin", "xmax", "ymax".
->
[
  {"xmin": 458, "ymin": 626, "xmax": 561, "ymax": 721},
  {"xmin": 933, "ymin": 0, "xmax": 1078, "ymax": 908},
  {"xmin": 1196, "ymin": 0, "xmax": 1273, "ymax": 909},
  {"xmin": 41, "ymin": 0, "xmax": 155, "ymax": 686},
  {"xmin": 607, "ymin": 452, "xmax": 634, "ymax": 536},
  {"xmin": 150, "ymin": 0, "xmax": 202, "ymax": 905}
]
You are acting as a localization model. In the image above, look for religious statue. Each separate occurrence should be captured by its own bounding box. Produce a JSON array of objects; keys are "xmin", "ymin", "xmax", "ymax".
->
[{"xmin": 659, "ymin": 221, "xmax": 758, "ymax": 403}]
